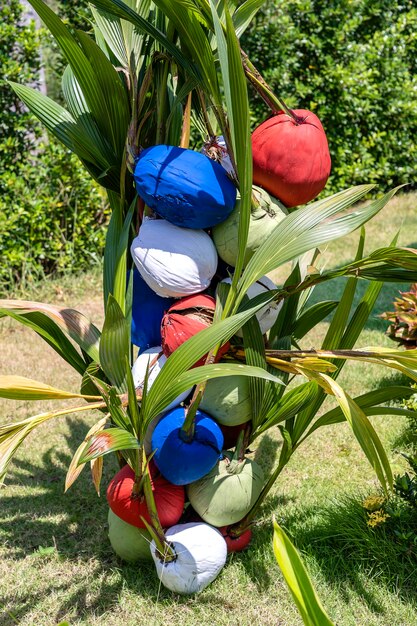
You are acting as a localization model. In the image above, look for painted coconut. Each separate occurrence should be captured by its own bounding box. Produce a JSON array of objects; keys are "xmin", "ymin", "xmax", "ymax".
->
[
  {"xmin": 161, "ymin": 294, "xmax": 229, "ymax": 367},
  {"xmin": 131, "ymin": 267, "xmax": 174, "ymax": 352},
  {"xmin": 220, "ymin": 526, "xmax": 252, "ymax": 553},
  {"xmin": 150, "ymin": 522, "xmax": 227, "ymax": 594},
  {"xmin": 151, "ymin": 407, "xmax": 223, "ymax": 485},
  {"xmin": 106, "ymin": 463, "xmax": 185, "ymax": 529},
  {"xmin": 212, "ymin": 186, "xmax": 287, "ymax": 267},
  {"xmin": 131, "ymin": 346, "xmax": 191, "ymax": 412},
  {"xmin": 134, "ymin": 145, "xmax": 237, "ymax": 229},
  {"xmin": 108, "ymin": 508, "xmax": 153, "ymax": 562},
  {"xmin": 187, "ymin": 451, "xmax": 264, "ymax": 527},
  {"xmin": 220, "ymin": 275, "xmax": 281, "ymax": 336},
  {"xmin": 252, "ymin": 110, "xmax": 331, "ymax": 208},
  {"xmin": 199, "ymin": 365, "xmax": 252, "ymax": 427},
  {"xmin": 201, "ymin": 135, "xmax": 235, "ymax": 177},
  {"xmin": 131, "ymin": 217, "xmax": 218, "ymax": 298}
]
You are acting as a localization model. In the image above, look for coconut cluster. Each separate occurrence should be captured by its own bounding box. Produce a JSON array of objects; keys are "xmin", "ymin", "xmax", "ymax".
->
[{"xmin": 107, "ymin": 122, "xmax": 330, "ymax": 594}]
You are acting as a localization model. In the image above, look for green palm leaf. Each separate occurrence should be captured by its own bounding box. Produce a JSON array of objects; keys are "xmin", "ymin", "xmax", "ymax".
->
[
  {"xmin": 143, "ymin": 362, "xmax": 284, "ymax": 426},
  {"xmin": 78, "ymin": 427, "xmax": 140, "ymax": 463},
  {"xmin": 0, "ymin": 299, "xmax": 101, "ymax": 366},
  {"xmin": 28, "ymin": 0, "xmax": 129, "ymax": 160},
  {"xmin": 237, "ymin": 185, "xmax": 402, "ymax": 307},
  {"xmin": 8, "ymin": 82, "xmax": 113, "ymax": 183},
  {"xmin": 273, "ymin": 519, "xmax": 334, "ymax": 626},
  {"xmin": 99, "ymin": 295, "xmax": 130, "ymax": 392},
  {"xmin": 90, "ymin": 0, "xmax": 200, "ymax": 79}
]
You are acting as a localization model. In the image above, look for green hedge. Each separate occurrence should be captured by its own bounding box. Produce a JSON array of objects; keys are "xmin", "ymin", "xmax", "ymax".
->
[
  {"xmin": 0, "ymin": 140, "xmax": 109, "ymax": 292},
  {"xmin": 0, "ymin": 1, "xmax": 108, "ymax": 293},
  {"xmin": 242, "ymin": 0, "xmax": 417, "ymax": 193}
]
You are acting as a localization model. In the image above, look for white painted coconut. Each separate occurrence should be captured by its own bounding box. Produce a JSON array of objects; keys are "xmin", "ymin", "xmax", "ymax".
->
[
  {"xmin": 220, "ymin": 275, "xmax": 281, "ymax": 336},
  {"xmin": 108, "ymin": 508, "xmax": 152, "ymax": 562},
  {"xmin": 132, "ymin": 346, "xmax": 191, "ymax": 415},
  {"xmin": 201, "ymin": 135, "xmax": 234, "ymax": 177},
  {"xmin": 150, "ymin": 522, "xmax": 227, "ymax": 594},
  {"xmin": 199, "ymin": 363, "xmax": 252, "ymax": 426},
  {"xmin": 212, "ymin": 185, "xmax": 287, "ymax": 267},
  {"xmin": 131, "ymin": 217, "xmax": 218, "ymax": 298}
]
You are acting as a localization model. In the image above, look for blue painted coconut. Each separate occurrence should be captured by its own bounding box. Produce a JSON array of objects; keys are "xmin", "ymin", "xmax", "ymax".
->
[
  {"xmin": 151, "ymin": 407, "xmax": 224, "ymax": 485},
  {"xmin": 131, "ymin": 267, "xmax": 174, "ymax": 352},
  {"xmin": 133, "ymin": 145, "xmax": 237, "ymax": 229}
]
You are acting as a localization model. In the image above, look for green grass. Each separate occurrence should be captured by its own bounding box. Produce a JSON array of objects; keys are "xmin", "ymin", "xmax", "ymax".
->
[{"xmin": 1, "ymin": 192, "xmax": 417, "ymax": 626}]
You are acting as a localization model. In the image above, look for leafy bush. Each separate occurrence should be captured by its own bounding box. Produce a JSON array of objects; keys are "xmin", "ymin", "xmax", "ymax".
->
[
  {"xmin": 1, "ymin": 0, "xmax": 41, "ymax": 163},
  {"xmin": 242, "ymin": 0, "xmax": 417, "ymax": 193},
  {"xmin": 0, "ymin": 140, "xmax": 109, "ymax": 292},
  {"xmin": 0, "ymin": 0, "xmax": 108, "ymax": 292}
]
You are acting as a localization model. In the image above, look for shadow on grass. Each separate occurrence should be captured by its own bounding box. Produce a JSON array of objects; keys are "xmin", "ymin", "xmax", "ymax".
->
[
  {"xmin": 0, "ymin": 417, "xmax": 289, "ymax": 624},
  {"xmin": 280, "ymin": 493, "xmax": 417, "ymax": 618},
  {"xmin": 2, "ymin": 414, "xmax": 417, "ymax": 624}
]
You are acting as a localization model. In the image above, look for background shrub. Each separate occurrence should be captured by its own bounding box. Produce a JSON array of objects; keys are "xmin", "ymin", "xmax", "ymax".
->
[
  {"xmin": 0, "ymin": 140, "xmax": 108, "ymax": 293},
  {"xmin": 0, "ymin": 0, "xmax": 108, "ymax": 293},
  {"xmin": 242, "ymin": 0, "xmax": 417, "ymax": 193}
]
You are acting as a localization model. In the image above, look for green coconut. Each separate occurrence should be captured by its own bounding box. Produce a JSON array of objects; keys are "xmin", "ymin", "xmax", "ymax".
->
[
  {"xmin": 199, "ymin": 365, "xmax": 251, "ymax": 426},
  {"xmin": 186, "ymin": 452, "xmax": 264, "ymax": 527},
  {"xmin": 212, "ymin": 185, "xmax": 287, "ymax": 267},
  {"xmin": 108, "ymin": 508, "xmax": 153, "ymax": 562}
]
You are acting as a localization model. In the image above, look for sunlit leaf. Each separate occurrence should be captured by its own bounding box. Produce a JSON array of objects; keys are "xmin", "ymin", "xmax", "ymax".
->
[
  {"xmin": 237, "ymin": 186, "xmax": 402, "ymax": 307},
  {"xmin": 0, "ymin": 299, "xmax": 101, "ymax": 364},
  {"xmin": 0, "ymin": 376, "xmax": 100, "ymax": 401},
  {"xmin": 144, "ymin": 361, "xmax": 284, "ymax": 426},
  {"xmin": 273, "ymin": 519, "xmax": 334, "ymax": 626},
  {"xmin": 78, "ymin": 427, "xmax": 140, "ymax": 463},
  {"xmin": 0, "ymin": 402, "xmax": 105, "ymax": 484},
  {"xmin": 313, "ymin": 373, "xmax": 393, "ymax": 492},
  {"xmin": 233, "ymin": 0, "xmax": 265, "ymax": 38},
  {"xmin": 99, "ymin": 295, "xmax": 130, "ymax": 391},
  {"xmin": 65, "ymin": 416, "xmax": 109, "ymax": 492},
  {"xmin": 91, "ymin": 456, "xmax": 104, "ymax": 495},
  {"xmin": 306, "ymin": 385, "xmax": 417, "ymax": 436}
]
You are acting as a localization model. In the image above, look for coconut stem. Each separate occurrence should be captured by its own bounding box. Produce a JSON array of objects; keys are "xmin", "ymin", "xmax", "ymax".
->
[
  {"xmin": 180, "ymin": 389, "xmax": 203, "ymax": 442},
  {"xmin": 180, "ymin": 91, "xmax": 192, "ymax": 149},
  {"xmin": 141, "ymin": 449, "xmax": 175, "ymax": 560},
  {"xmin": 233, "ymin": 430, "xmax": 246, "ymax": 464},
  {"xmin": 198, "ymin": 88, "xmax": 215, "ymax": 139},
  {"xmin": 240, "ymin": 49, "xmax": 300, "ymax": 124}
]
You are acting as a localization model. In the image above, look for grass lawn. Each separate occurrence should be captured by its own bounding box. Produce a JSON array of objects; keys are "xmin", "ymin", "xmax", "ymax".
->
[{"xmin": 1, "ymin": 191, "xmax": 417, "ymax": 626}]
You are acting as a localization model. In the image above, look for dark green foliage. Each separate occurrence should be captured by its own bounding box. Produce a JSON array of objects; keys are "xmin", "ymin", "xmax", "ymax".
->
[
  {"xmin": 242, "ymin": 0, "xmax": 417, "ymax": 193},
  {"xmin": 1, "ymin": 0, "xmax": 42, "ymax": 163},
  {"xmin": 0, "ymin": 1, "xmax": 108, "ymax": 292},
  {"xmin": 0, "ymin": 140, "xmax": 108, "ymax": 292}
]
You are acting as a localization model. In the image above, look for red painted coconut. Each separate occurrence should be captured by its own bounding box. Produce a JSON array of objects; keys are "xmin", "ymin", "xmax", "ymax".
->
[
  {"xmin": 106, "ymin": 462, "xmax": 185, "ymax": 529},
  {"xmin": 161, "ymin": 294, "xmax": 229, "ymax": 366},
  {"xmin": 220, "ymin": 526, "xmax": 252, "ymax": 553},
  {"xmin": 252, "ymin": 109, "xmax": 331, "ymax": 208}
]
